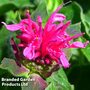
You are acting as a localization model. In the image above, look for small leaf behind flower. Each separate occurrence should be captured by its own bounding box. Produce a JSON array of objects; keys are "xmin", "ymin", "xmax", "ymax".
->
[
  {"xmin": 45, "ymin": 68, "xmax": 74, "ymax": 90},
  {"xmin": 0, "ymin": 58, "xmax": 29, "ymax": 78},
  {"xmin": 67, "ymin": 22, "xmax": 81, "ymax": 36},
  {"xmin": 22, "ymin": 74, "xmax": 47, "ymax": 90}
]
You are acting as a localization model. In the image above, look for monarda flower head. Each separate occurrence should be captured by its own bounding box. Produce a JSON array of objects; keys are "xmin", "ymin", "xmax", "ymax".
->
[{"xmin": 2, "ymin": 5, "xmax": 88, "ymax": 68}]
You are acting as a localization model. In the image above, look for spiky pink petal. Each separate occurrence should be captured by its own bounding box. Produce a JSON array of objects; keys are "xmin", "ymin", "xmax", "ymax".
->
[
  {"xmin": 70, "ymin": 41, "xmax": 89, "ymax": 48},
  {"xmin": 60, "ymin": 52, "xmax": 70, "ymax": 68},
  {"xmin": 23, "ymin": 44, "xmax": 35, "ymax": 60},
  {"xmin": 2, "ymin": 22, "xmax": 21, "ymax": 31}
]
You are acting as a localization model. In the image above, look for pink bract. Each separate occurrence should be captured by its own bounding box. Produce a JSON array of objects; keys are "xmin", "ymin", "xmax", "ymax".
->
[{"xmin": 2, "ymin": 5, "xmax": 89, "ymax": 68}]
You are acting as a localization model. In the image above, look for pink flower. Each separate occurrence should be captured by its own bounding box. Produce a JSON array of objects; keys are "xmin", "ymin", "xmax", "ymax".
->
[{"xmin": 2, "ymin": 5, "xmax": 89, "ymax": 68}]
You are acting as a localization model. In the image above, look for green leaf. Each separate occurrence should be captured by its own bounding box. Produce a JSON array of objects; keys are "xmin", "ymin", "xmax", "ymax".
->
[
  {"xmin": 60, "ymin": 2, "xmax": 81, "ymax": 24},
  {"xmin": 45, "ymin": 0, "xmax": 63, "ymax": 15},
  {"xmin": 0, "ymin": 27, "xmax": 14, "ymax": 61},
  {"xmin": 70, "ymin": 1, "xmax": 90, "ymax": 39},
  {"xmin": 0, "ymin": 3, "xmax": 17, "ymax": 15},
  {"xmin": 0, "ymin": 27, "xmax": 20, "ymax": 61},
  {"xmin": 67, "ymin": 22, "xmax": 81, "ymax": 36},
  {"xmin": 31, "ymin": 0, "xmax": 48, "ymax": 25},
  {"xmin": 79, "ymin": 38, "xmax": 90, "ymax": 62},
  {"xmin": 81, "ymin": 9, "xmax": 90, "ymax": 38},
  {"xmin": 6, "ymin": 11, "xmax": 21, "ymax": 23},
  {"xmin": 72, "ymin": 0, "xmax": 90, "ymax": 13},
  {"xmin": 46, "ymin": 68, "xmax": 74, "ymax": 90},
  {"xmin": 45, "ymin": 82, "xmax": 56, "ymax": 90},
  {"xmin": 0, "ymin": 0, "xmax": 34, "ymax": 15},
  {"xmin": 64, "ymin": 49, "xmax": 72, "ymax": 61},
  {"xmin": 0, "ymin": 0, "xmax": 33, "ymax": 8},
  {"xmin": 81, "ymin": 44, "xmax": 90, "ymax": 62},
  {"xmin": 11, "ymin": 0, "xmax": 32, "ymax": 8},
  {"xmin": 0, "ymin": 58, "xmax": 29, "ymax": 78},
  {"xmin": 22, "ymin": 74, "xmax": 47, "ymax": 90}
]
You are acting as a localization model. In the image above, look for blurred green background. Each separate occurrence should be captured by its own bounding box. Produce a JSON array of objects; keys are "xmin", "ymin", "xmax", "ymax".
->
[{"xmin": 0, "ymin": 0, "xmax": 90, "ymax": 90}]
